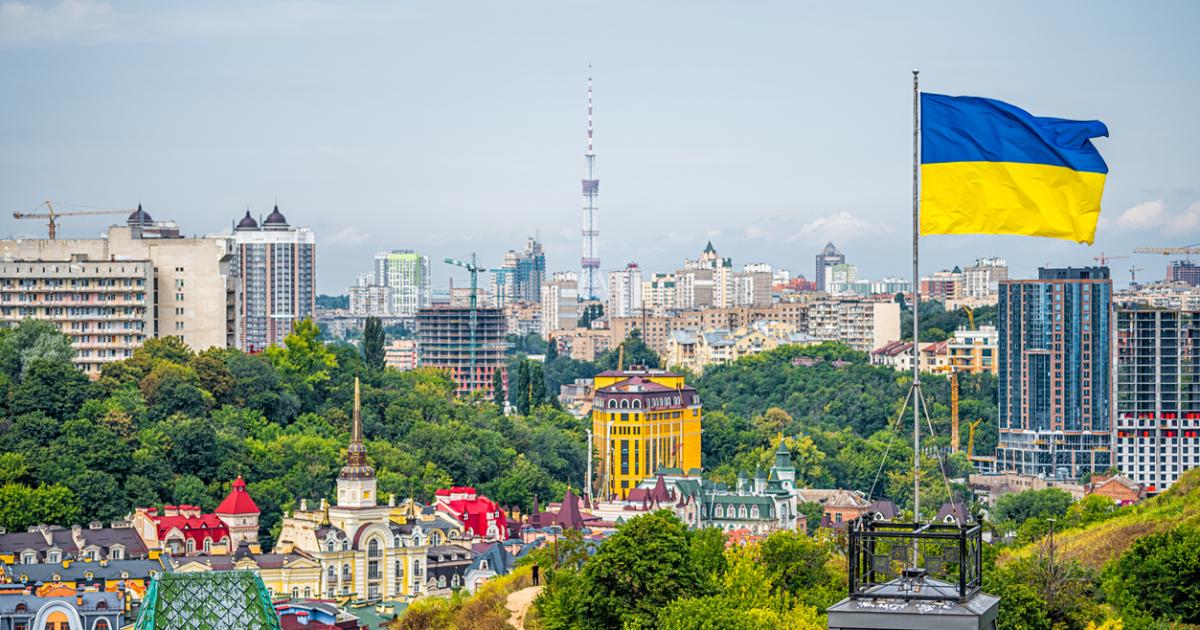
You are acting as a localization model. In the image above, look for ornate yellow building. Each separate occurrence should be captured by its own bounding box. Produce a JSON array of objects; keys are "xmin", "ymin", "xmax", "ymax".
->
[
  {"xmin": 590, "ymin": 369, "xmax": 703, "ymax": 499},
  {"xmin": 273, "ymin": 379, "xmax": 465, "ymax": 602}
]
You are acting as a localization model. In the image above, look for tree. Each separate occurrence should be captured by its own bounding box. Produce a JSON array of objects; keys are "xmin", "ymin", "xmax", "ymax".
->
[
  {"xmin": 595, "ymin": 328, "xmax": 661, "ymax": 371},
  {"xmin": 529, "ymin": 361, "xmax": 547, "ymax": 408},
  {"xmin": 578, "ymin": 511, "xmax": 700, "ymax": 628},
  {"xmin": 545, "ymin": 338, "xmax": 559, "ymax": 361},
  {"xmin": 797, "ymin": 502, "xmax": 823, "ymax": 535},
  {"xmin": 363, "ymin": 316, "xmax": 386, "ymax": 371},
  {"xmin": 1103, "ymin": 526, "xmax": 1200, "ymax": 624},
  {"xmin": 516, "ymin": 361, "xmax": 531, "ymax": 416},
  {"xmin": 68, "ymin": 471, "xmax": 127, "ymax": 523},
  {"xmin": 10, "ymin": 358, "xmax": 94, "ymax": 420},
  {"xmin": 0, "ymin": 319, "xmax": 75, "ymax": 381},
  {"xmin": 492, "ymin": 368, "xmax": 506, "ymax": 409},
  {"xmin": 757, "ymin": 531, "xmax": 841, "ymax": 609},
  {"xmin": 993, "ymin": 488, "xmax": 1073, "ymax": 529},
  {"xmin": 0, "ymin": 483, "xmax": 80, "ymax": 531}
]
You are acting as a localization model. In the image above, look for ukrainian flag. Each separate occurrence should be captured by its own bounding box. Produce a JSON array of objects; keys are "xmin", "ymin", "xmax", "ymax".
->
[{"xmin": 920, "ymin": 93, "xmax": 1109, "ymax": 244}]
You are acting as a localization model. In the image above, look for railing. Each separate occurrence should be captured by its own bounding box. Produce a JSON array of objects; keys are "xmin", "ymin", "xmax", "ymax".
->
[{"xmin": 847, "ymin": 514, "xmax": 983, "ymax": 602}]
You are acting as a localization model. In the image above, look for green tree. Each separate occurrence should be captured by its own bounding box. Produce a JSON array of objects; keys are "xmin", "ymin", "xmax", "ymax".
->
[
  {"xmin": 492, "ymin": 367, "xmax": 506, "ymax": 409},
  {"xmin": 0, "ymin": 453, "xmax": 29, "ymax": 485},
  {"xmin": 596, "ymin": 328, "xmax": 661, "ymax": 370},
  {"xmin": 529, "ymin": 361, "xmax": 547, "ymax": 407},
  {"xmin": 516, "ymin": 361, "xmax": 531, "ymax": 416},
  {"xmin": 797, "ymin": 501, "xmax": 823, "ymax": 535},
  {"xmin": 10, "ymin": 358, "xmax": 94, "ymax": 420},
  {"xmin": 0, "ymin": 483, "xmax": 80, "ymax": 531},
  {"xmin": 68, "ymin": 471, "xmax": 127, "ymax": 523},
  {"xmin": 757, "ymin": 530, "xmax": 841, "ymax": 609},
  {"xmin": 362, "ymin": 316, "xmax": 385, "ymax": 371},
  {"xmin": 545, "ymin": 338, "xmax": 559, "ymax": 361},
  {"xmin": 172, "ymin": 474, "xmax": 211, "ymax": 509},
  {"xmin": 689, "ymin": 527, "xmax": 728, "ymax": 589},
  {"xmin": 993, "ymin": 488, "xmax": 1073, "ymax": 530},
  {"xmin": 0, "ymin": 319, "xmax": 75, "ymax": 380},
  {"xmin": 1103, "ymin": 526, "xmax": 1200, "ymax": 624},
  {"xmin": 578, "ymin": 511, "xmax": 700, "ymax": 628}
]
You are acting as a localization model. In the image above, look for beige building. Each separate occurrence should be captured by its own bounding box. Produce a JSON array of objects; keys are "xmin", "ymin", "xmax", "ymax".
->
[
  {"xmin": 947, "ymin": 325, "xmax": 998, "ymax": 375},
  {"xmin": 0, "ymin": 257, "xmax": 154, "ymax": 375},
  {"xmin": 541, "ymin": 272, "xmax": 579, "ymax": 336},
  {"xmin": 805, "ymin": 298, "xmax": 900, "ymax": 352},
  {"xmin": 665, "ymin": 321, "xmax": 817, "ymax": 373},
  {"xmin": 551, "ymin": 327, "xmax": 612, "ymax": 362},
  {"xmin": 0, "ymin": 216, "xmax": 237, "ymax": 362},
  {"xmin": 172, "ymin": 552, "xmax": 323, "ymax": 601},
  {"xmin": 384, "ymin": 339, "xmax": 418, "ymax": 371}
]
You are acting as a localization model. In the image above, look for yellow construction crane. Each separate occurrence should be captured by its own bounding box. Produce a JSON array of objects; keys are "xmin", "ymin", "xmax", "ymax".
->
[
  {"xmin": 1135, "ymin": 243, "xmax": 1200, "ymax": 257},
  {"xmin": 950, "ymin": 370, "xmax": 960, "ymax": 452},
  {"xmin": 966, "ymin": 419, "xmax": 983, "ymax": 461},
  {"xmin": 12, "ymin": 201, "xmax": 133, "ymax": 240},
  {"xmin": 962, "ymin": 305, "xmax": 975, "ymax": 331},
  {"xmin": 1092, "ymin": 252, "xmax": 1128, "ymax": 267}
]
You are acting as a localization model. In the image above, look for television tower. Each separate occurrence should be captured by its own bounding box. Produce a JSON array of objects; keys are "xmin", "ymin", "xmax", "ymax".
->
[{"xmin": 580, "ymin": 67, "xmax": 601, "ymax": 300}]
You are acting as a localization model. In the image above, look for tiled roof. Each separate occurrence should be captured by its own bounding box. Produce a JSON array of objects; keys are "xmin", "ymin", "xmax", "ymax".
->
[
  {"xmin": 134, "ymin": 571, "xmax": 282, "ymax": 630},
  {"xmin": 215, "ymin": 476, "xmax": 261, "ymax": 515},
  {"xmin": 1, "ymin": 558, "xmax": 166, "ymax": 582}
]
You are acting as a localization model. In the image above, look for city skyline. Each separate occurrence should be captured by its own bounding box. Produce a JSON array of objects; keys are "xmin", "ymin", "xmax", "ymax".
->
[{"xmin": 2, "ymin": 1, "xmax": 1199, "ymax": 294}]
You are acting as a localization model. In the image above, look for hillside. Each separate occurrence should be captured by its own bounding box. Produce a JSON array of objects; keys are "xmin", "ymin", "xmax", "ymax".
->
[{"xmin": 999, "ymin": 467, "xmax": 1200, "ymax": 570}]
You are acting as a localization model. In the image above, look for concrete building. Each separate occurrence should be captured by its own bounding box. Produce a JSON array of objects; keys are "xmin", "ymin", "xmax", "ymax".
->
[
  {"xmin": 590, "ymin": 369, "xmax": 702, "ymax": 500},
  {"xmin": 921, "ymin": 268, "xmax": 964, "ymax": 302},
  {"xmin": 0, "ymin": 257, "xmax": 154, "ymax": 376},
  {"xmin": 540, "ymin": 272, "xmax": 579, "ymax": 336},
  {"xmin": 504, "ymin": 301, "xmax": 542, "ymax": 337},
  {"xmin": 826, "ymin": 263, "xmax": 858, "ymax": 295},
  {"xmin": 814, "ymin": 242, "xmax": 845, "ymax": 293},
  {"xmin": 962, "ymin": 257, "xmax": 1008, "ymax": 298},
  {"xmin": 0, "ymin": 211, "xmax": 236, "ymax": 356},
  {"xmin": 996, "ymin": 267, "xmax": 1113, "ymax": 478},
  {"xmin": 416, "ymin": 306, "xmax": 507, "ymax": 397},
  {"xmin": 947, "ymin": 325, "xmax": 999, "ymax": 375},
  {"xmin": 550, "ymin": 327, "xmax": 611, "ymax": 362},
  {"xmin": 806, "ymin": 298, "xmax": 900, "ymax": 352},
  {"xmin": 229, "ymin": 207, "xmax": 316, "ymax": 352},
  {"xmin": 384, "ymin": 339, "xmax": 418, "ymax": 371},
  {"xmin": 642, "ymin": 273, "xmax": 677, "ymax": 315},
  {"xmin": 607, "ymin": 263, "xmax": 643, "ymax": 318},
  {"xmin": 1114, "ymin": 305, "xmax": 1200, "ymax": 494},
  {"xmin": 1167, "ymin": 260, "xmax": 1200, "ymax": 286},
  {"xmin": 372, "ymin": 250, "xmax": 432, "ymax": 317}
]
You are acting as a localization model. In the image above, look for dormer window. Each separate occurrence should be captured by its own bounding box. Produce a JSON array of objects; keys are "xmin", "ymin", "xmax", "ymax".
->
[
  {"xmin": 47, "ymin": 550, "xmax": 60, "ymax": 563},
  {"xmin": 110, "ymin": 546, "xmax": 124, "ymax": 560},
  {"xmin": 21, "ymin": 551, "xmax": 36, "ymax": 564},
  {"xmin": 480, "ymin": 559, "xmax": 488, "ymax": 570}
]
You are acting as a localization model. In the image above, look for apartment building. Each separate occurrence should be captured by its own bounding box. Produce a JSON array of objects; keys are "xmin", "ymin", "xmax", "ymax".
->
[
  {"xmin": 805, "ymin": 298, "xmax": 900, "ymax": 352},
  {"xmin": 0, "ymin": 214, "xmax": 237, "ymax": 354},
  {"xmin": 416, "ymin": 306, "xmax": 507, "ymax": 397},
  {"xmin": 1114, "ymin": 305, "xmax": 1200, "ymax": 494},
  {"xmin": 607, "ymin": 263, "xmax": 643, "ymax": 318},
  {"xmin": 229, "ymin": 207, "xmax": 316, "ymax": 351},
  {"xmin": 0, "ymin": 257, "xmax": 154, "ymax": 375},
  {"xmin": 540, "ymin": 272, "xmax": 579, "ymax": 336},
  {"xmin": 947, "ymin": 325, "xmax": 999, "ymax": 375}
]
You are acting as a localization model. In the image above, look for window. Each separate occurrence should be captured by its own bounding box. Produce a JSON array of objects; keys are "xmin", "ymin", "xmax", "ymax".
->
[
  {"xmin": 186, "ymin": 539, "xmax": 195, "ymax": 554},
  {"xmin": 21, "ymin": 552, "xmax": 35, "ymax": 564},
  {"xmin": 292, "ymin": 587, "xmax": 299, "ymax": 598},
  {"xmin": 304, "ymin": 587, "xmax": 311, "ymax": 598},
  {"xmin": 95, "ymin": 621, "xmax": 111, "ymax": 630},
  {"xmin": 342, "ymin": 540, "xmax": 349, "ymax": 551},
  {"xmin": 327, "ymin": 541, "xmax": 335, "ymax": 553},
  {"xmin": 203, "ymin": 538, "xmax": 212, "ymax": 554},
  {"xmin": 110, "ymin": 546, "xmax": 124, "ymax": 560},
  {"xmin": 368, "ymin": 539, "xmax": 381, "ymax": 558},
  {"xmin": 328, "ymin": 566, "xmax": 336, "ymax": 583},
  {"xmin": 438, "ymin": 576, "xmax": 446, "ymax": 588},
  {"xmin": 47, "ymin": 550, "xmax": 60, "ymax": 563}
]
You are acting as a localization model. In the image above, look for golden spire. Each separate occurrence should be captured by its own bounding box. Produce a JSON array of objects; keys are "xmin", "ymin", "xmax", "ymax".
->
[{"xmin": 339, "ymin": 376, "xmax": 374, "ymax": 480}]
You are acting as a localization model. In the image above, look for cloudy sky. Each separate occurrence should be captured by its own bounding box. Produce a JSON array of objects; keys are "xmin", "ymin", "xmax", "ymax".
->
[{"xmin": 2, "ymin": 1, "xmax": 1197, "ymax": 294}]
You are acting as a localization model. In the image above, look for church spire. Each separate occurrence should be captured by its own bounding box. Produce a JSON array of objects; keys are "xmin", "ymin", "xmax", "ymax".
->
[{"xmin": 339, "ymin": 377, "xmax": 374, "ymax": 481}]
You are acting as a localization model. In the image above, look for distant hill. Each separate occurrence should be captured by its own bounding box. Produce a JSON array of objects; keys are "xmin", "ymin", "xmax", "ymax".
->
[{"xmin": 1000, "ymin": 467, "xmax": 1200, "ymax": 569}]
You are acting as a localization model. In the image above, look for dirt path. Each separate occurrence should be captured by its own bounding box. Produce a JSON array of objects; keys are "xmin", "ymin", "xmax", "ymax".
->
[{"xmin": 505, "ymin": 585, "xmax": 543, "ymax": 629}]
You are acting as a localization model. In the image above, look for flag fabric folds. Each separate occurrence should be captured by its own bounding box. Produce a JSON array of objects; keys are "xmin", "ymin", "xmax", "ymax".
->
[{"xmin": 920, "ymin": 93, "xmax": 1109, "ymax": 244}]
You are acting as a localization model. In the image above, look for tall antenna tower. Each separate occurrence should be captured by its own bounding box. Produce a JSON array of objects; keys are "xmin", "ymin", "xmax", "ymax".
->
[{"xmin": 580, "ymin": 66, "xmax": 601, "ymax": 300}]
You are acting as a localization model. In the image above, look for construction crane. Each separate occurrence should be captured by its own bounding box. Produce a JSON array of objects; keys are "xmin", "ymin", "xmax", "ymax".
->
[
  {"xmin": 12, "ymin": 201, "xmax": 133, "ymax": 240},
  {"xmin": 966, "ymin": 419, "xmax": 984, "ymax": 461},
  {"xmin": 1092, "ymin": 252, "xmax": 1128, "ymax": 267},
  {"xmin": 1129, "ymin": 266, "xmax": 1144, "ymax": 285},
  {"xmin": 1134, "ymin": 242, "xmax": 1200, "ymax": 257},
  {"xmin": 962, "ymin": 305, "xmax": 975, "ymax": 331},
  {"xmin": 950, "ymin": 370, "xmax": 960, "ymax": 452}
]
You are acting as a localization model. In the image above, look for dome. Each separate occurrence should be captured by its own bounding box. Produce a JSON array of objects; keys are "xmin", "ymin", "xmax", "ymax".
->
[
  {"xmin": 127, "ymin": 204, "xmax": 153, "ymax": 226},
  {"xmin": 235, "ymin": 210, "xmax": 258, "ymax": 230},
  {"xmin": 263, "ymin": 204, "xmax": 288, "ymax": 228}
]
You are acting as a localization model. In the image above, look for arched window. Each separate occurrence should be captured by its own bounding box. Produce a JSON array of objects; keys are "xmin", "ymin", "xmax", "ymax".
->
[
  {"xmin": 326, "ymin": 541, "xmax": 335, "ymax": 553},
  {"xmin": 607, "ymin": 399, "xmax": 616, "ymax": 409},
  {"xmin": 714, "ymin": 505, "xmax": 724, "ymax": 518},
  {"xmin": 368, "ymin": 539, "xmax": 381, "ymax": 558},
  {"xmin": 15, "ymin": 602, "xmax": 27, "ymax": 613},
  {"xmin": 291, "ymin": 587, "xmax": 299, "ymax": 599},
  {"xmin": 739, "ymin": 506, "xmax": 748, "ymax": 519},
  {"xmin": 394, "ymin": 536, "xmax": 401, "ymax": 548},
  {"xmin": 203, "ymin": 538, "xmax": 212, "ymax": 554},
  {"xmin": 395, "ymin": 560, "xmax": 402, "ymax": 579},
  {"xmin": 186, "ymin": 539, "xmax": 195, "ymax": 554},
  {"xmin": 751, "ymin": 507, "xmax": 760, "ymax": 519},
  {"xmin": 342, "ymin": 540, "xmax": 349, "ymax": 551},
  {"xmin": 327, "ymin": 566, "xmax": 336, "ymax": 583},
  {"xmin": 413, "ymin": 560, "xmax": 423, "ymax": 576},
  {"xmin": 452, "ymin": 574, "xmax": 460, "ymax": 588},
  {"xmin": 430, "ymin": 531, "xmax": 443, "ymax": 546},
  {"xmin": 96, "ymin": 600, "xmax": 108, "ymax": 610},
  {"xmin": 304, "ymin": 587, "xmax": 311, "ymax": 598},
  {"xmin": 620, "ymin": 399, "xmax": 629, "ymax": 409},
  {"xmin": 632, "ymin": 399, "xmax": 641, "ymax": 408},
  {"xmin": 342, "ymin": 563, "xmax": 351, "ymax": 580},
  {"xmin": 437, "ymin": 575, "xmax": 446, "ymax": 588},
  {"xmin": 95, "ymin": 619, "xmax": 112, "ymax": 630}
]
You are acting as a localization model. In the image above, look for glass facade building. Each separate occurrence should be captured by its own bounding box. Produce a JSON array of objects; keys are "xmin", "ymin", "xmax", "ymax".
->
[{"xmin": 996, "ymin": 267, "xmax": 1112, "ymax": 478}]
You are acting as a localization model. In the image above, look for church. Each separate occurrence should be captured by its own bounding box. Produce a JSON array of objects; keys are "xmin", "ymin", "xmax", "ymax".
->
[{"xmin": 274, "ymin": 379, "xmax": 465, "ymax": 601}]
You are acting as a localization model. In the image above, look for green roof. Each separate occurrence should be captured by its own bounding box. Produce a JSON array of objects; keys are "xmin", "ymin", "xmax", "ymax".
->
[{"xmin": 134, "ymin": 571, "xmax": 282, "ymax": 630}]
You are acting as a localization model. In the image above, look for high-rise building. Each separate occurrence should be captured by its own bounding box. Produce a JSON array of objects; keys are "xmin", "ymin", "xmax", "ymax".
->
[
  {"xmin": 814, "ymin": 242, "xmax": 845, "ymax": 293},
  {"xmin": 1167, "ymin": 260, "xmax": 1200, "ymax": 286},
  {"xmin": 607, "ymin": 263, "xmax": 643, "ymax": 318},
  {"xmin": 590, "ymin": 369, "xmax": 702, "ymax": 499},
  {"xmin": 996, "ymin": 267, "xmax": 1113, "ymax": 478},
  {"xmin": 416, "ymin": 306, "xmax": 507, "ymax": 397},
  {"xmin": 642, "ymin": 273, "xmax": 678, "ymax": 315},
  {"xmin": 921, "ymin": 268, "xmax": 964, "ymax": 302},
  {"xmin": 494, "ymin": 238, "xmax": 545, "ymax": 305},
  {"xmin": 229, "ymin": 207, "xmax": 316, "ymax": 352},
  {"xmin": 364, "ymin": 250, "xmax": 432, "ymax": 317},
  {"xmin": 963, "ymin": 257, "xmax": 1009, "ymax": 298},
  {"xmin": 541, "ymin": 272, "xmax": 579, "ymax": 336},
  {"xmin": 1114, "ymin": 305, "xmax": 1200, "ymax": 494},
  {"xmin": 826, "ymin": 263, "xmax": 859, "ymax": 295},
  {"xmin": 0, "ymin": 210, "xmax": 237, "ymax": 358}
]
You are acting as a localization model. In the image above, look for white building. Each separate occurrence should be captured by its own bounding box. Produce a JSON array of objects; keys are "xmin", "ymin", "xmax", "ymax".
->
[
  {"xmin": 229, "ymin": 207, "xmax": 316, "ymax": 351},
  {"xmin": 351, "ymin": 250, "xmax": 432, "ymax": 319},
  {"xmin": 607, "ymin": 263, "xmax": 643, "ymax": 318},
  {"xmin": 962, "ymin": 257, "xmax": 1008, "ymax": 298},
  {"xmin": 541, "ymin": 272, "xmax": 579, "ymax": 336}
]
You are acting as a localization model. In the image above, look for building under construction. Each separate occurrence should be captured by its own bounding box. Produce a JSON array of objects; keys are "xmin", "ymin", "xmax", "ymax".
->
[
  {"xmin": 416, "ymin": 306, "xmax": 507, "ymax": 397},
  {"xmin": 995, "ymin": 267, "xmax": 1113, "ymax": 478}
]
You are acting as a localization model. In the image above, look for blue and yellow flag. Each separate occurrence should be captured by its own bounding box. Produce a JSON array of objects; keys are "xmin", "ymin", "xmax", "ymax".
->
[{"xmin": 920, "ymin": 93, "xmax": 1109, "ymax": 244}]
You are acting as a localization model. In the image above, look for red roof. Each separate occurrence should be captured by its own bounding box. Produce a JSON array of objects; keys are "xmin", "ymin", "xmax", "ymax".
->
[
  {"xmin": 154, "ymin": 513, "xmax": 230, "ymax": 547},
  {"xmin": 434, "ymin": 489, "xmax": 508, "ymax": 540},
  {"xmin": 215, "ymin": 476, "xmax": 260, "ymax": 515}
]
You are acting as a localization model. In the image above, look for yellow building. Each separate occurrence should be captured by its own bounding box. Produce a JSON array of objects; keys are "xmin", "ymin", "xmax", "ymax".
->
[
  {"xmin": 947, "ymin": 325, "xmax": 998, "ymax": 375},
  {"xmin": 171, "ymin": 551, "xmax": 323, "ymax": 600},
  {"xmin": 590, "ymin": 369, "xmax": 702, "ymax": 500}
]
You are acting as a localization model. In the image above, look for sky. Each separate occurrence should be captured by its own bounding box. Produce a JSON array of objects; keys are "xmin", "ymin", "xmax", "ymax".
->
[{"xmin": 1, "ymin": 1, "xmax": 1198, "ymax": 294}]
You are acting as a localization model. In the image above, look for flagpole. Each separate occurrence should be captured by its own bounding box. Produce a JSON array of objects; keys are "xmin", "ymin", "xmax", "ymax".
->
[{"xmin": 911, "ymin": 69, "xmax": 922, "ymax": 526}]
